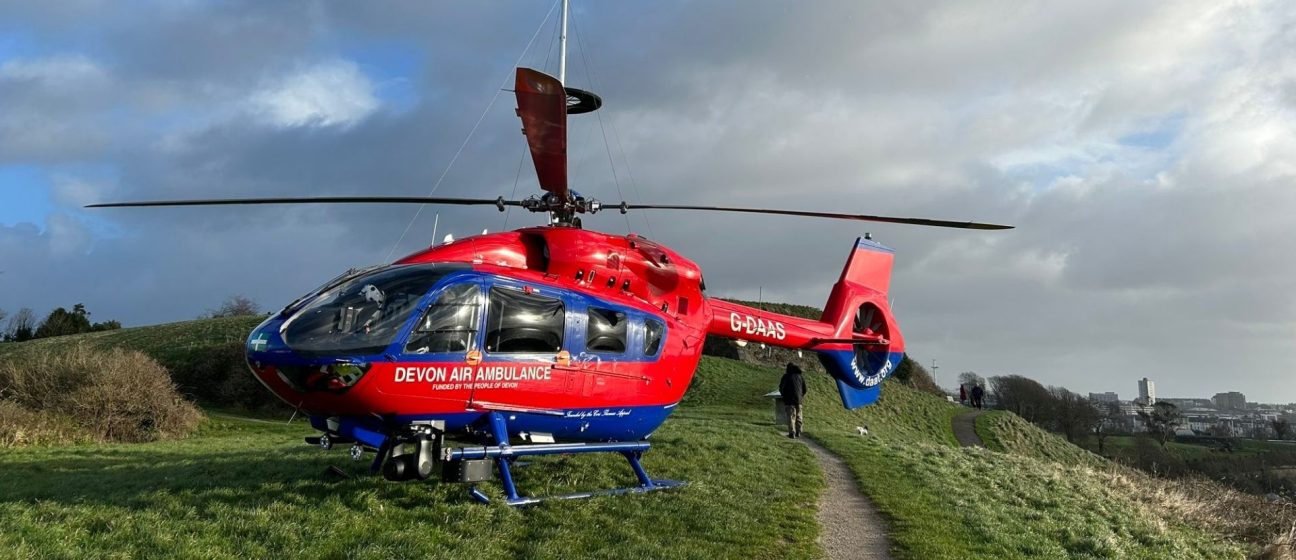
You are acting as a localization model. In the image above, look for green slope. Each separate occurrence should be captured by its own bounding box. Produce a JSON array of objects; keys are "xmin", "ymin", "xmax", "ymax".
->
[
  {"xmin": 0, "ymin": 354, "xmax": 822, "ymax": 559},
  {"xmin": 801, "ymin": 376, "xmax": 1248, "ymax": 559},
  {"xmin": 0, "ymin": 316, "xmax": 276, "ymax": 410},
  {"xmin": 1, "ymin": 318, "xmax": 1275, "ymax": 558},
  {"xmin": 975, "ymin": 410, "xmax": 1107, "ymax": 468},
  {"xmin": 0, "ymin": 315, "xmax": 262, "ymax": 366}
]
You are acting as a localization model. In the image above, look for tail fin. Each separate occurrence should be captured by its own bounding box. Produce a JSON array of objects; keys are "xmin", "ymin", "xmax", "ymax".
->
[{"xmin": 815, "ymin": 237, "xmax": 906, "ymax": 409}]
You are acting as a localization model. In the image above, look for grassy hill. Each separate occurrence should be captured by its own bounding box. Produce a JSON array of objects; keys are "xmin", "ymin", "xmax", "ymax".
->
[
  {"xmin": 2, "ymin": 318, "xmax": 1292, "ymax": 558},
  {"xmin": 803, "ymin": 380, "xmax": 1264, "ymax": 558},
  {"xmin": 0, "ymin": 355, "xmax": 822, "ymax": 559},
  {"xmin": 972, "ymin": 411, "xmax": 1293, "ymax": 555},
  {"xmin": 0, "ymin": 315, "xmax": 262, "ymax": 366},
  {"xmin": 0, "ymin": 316, "xmax": 278, "ymax": 410}
]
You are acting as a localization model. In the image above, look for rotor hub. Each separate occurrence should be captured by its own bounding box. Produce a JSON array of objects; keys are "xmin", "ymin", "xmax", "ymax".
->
[{"xmin": 516, "ymin": 192, "xmax": 603, "ymax": 226}]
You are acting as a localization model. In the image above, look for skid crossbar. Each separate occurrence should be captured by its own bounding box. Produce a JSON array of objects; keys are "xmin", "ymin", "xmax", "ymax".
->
[{"xmin": 460, "ymin": 412, "xmax": 683, "ymax": 506}]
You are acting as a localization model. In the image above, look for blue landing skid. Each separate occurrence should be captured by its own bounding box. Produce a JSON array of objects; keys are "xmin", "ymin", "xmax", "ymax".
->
[{"xmin": 463, "ymin": 412, "xmax": 685, "ymax": 506}]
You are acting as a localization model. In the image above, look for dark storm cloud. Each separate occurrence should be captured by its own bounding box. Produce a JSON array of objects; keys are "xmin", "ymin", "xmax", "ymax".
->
[{"xmin": 1, "ymin": 1, "xmax": 1294, "ymax": 402}]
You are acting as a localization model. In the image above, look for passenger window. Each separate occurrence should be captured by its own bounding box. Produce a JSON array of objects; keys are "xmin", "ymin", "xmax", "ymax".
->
[
  {"xmin": 644, "ymin": 318, "xmax": 665, "ymax": 356},
  {"xmin": 485, "ymin": 287, "xmax": 565, "ymax": 353},
  {"xmin": 586, "ymin": 307, "xmax": 628, "ymax": 354},
  {"xmin": 406, "ymin": 283, "xmax": 480, "ymax": 354}
]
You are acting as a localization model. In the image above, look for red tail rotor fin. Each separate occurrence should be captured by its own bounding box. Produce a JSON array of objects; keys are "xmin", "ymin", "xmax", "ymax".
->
[{"xmin": 817, "ymin": 237, "xmax": 906, "ymax": 408}]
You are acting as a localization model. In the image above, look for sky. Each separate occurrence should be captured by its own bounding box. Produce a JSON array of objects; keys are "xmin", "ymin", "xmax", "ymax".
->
[{"xmin": 1, "ymin": 1, "xmax": 1294, "ymax": 403}]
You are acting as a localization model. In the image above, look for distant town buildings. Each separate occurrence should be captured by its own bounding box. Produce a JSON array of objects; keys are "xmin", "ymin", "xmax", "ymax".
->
[
  {"xmin": 1083, "ymin": 381, "xmax": 1291, "ymax": 439},
  {"xmin": 1137, "ymin": 378, "xmax": 1156, "ymax": 405},
  {"xmin": 1213, "ymin": 391, "xmax": 1248, "ymax": 411}
]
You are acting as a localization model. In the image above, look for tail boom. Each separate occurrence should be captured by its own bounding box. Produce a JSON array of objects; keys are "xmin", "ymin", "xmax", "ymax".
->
[
  {"xmin": 706, "ymin": 300, "xmax": 884, "ymax": 350},
  {"xmin": 704, "ymin": 237, "xmax": 906, "ymax": 410}
]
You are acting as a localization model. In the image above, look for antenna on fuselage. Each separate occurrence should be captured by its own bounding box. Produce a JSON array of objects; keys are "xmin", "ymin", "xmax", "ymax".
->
[{"xmin": 558, "ymin": 0, "xmax": 569, "ymax": 84}]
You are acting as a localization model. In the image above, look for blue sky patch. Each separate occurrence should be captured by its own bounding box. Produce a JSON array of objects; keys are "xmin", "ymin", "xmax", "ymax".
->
[
  {"xmin": 0, "ymin": 166, "xmax": 54, "ymax": 229},
  {"xmin": 1118, "ymin": 111, "xmax": 1186, "ymax": 150},
  {"xmin": 336, "ymin": 38, "xmax": 425, "ymax": 112}
]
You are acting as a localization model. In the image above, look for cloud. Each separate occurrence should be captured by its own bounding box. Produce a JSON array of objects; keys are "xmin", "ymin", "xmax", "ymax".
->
[
  {"xmin": 0, "ymin": 1, "xmax": 1294, "ymax": 404},
  {"xmin": 246, "ymin": 60, "xmax": 380, "ymax": 128},
  {"xmin": 0, "ymin": 54, "xmax": 105, "ymax": 85},
  {"xmin": 0, "ymin": 55, "xmax": 114, "ymax": 162}
]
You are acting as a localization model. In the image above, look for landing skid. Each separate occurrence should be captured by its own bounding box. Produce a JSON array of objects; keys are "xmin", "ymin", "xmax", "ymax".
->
[
  {"xmin": 460, "ymin": 412, "xmax": 684, "ymax": 506},
  {"xmin": 470, "ymin": 478, "xmax": 686, "ymax": 507},
  {"xmin": 310, "ymin": 412, "xmax": 684, "ymax": 506}
]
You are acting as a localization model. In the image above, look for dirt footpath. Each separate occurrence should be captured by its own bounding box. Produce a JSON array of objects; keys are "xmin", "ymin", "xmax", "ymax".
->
[
  {"xmin": 952, "ymin": 410, "xmax": 987, "ymax": 448},
  {"xmin": 802, "ymin": 437, "xmax": 893, "ymax": 560}
]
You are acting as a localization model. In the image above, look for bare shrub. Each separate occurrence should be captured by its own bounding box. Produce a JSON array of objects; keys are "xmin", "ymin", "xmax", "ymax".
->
[
  {"xmin": 170, "ymin": 342, "xmax": 285, "ymax": 411},
  {"xmin": 0, "ymin": 345, "xmax": 203, "ymax": 444},
  {"xmin": 892, "ymin": 356, "xmax": 944, "ymax": 397},
  {"xmin": 0, "ymin": 401, "xmax": 75, "ymax": 447},
  {"xmin": 204, "ymin": 295, "xmax": 261, "ymax": 318},
  {"xmin": 1259, "ymin": 525, "xmax": 1295, "ymax": 560}
]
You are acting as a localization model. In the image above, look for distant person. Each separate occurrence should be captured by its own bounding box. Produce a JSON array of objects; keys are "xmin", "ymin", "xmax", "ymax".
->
[
  {"xmin": 959, "ymin": 384, "xmax": 968, "ymax": 406},
  {"xmin": 779, "ymin": 363, "xmax": 808, "ymax": 438},
  {"xmin": 971, "ymin": 384, "xmax": 985, "ymax": 410}
]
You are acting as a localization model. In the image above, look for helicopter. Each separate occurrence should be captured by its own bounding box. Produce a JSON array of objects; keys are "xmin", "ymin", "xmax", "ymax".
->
[{"xmin": 89, "ymin": 2, "xmax": 1011, "ymax": 506}]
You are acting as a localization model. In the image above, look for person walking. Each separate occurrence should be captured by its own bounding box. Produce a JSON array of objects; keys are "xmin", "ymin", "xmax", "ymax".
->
[
  {"xmin": 779, "ymin": 363, "xmax": 808, "ymax": 438},
  {"xmin": 959, "ymin": 384, "xmax": 968, "ymax": 406},
  {"xmin": 971, "ymin": 384, "xmax": 985, "ymax": 410}
]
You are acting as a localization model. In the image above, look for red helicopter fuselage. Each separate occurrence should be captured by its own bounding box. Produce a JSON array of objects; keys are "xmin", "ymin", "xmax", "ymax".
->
[{"xmin": 245, "ymin": 225, "xmax": 905, "ymax": 444}]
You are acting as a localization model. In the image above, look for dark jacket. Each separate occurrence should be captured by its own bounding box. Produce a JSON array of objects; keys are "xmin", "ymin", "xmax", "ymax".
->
[{"xmin": 779, "ymin": 371, "xmax": 808, "ymax": 406}]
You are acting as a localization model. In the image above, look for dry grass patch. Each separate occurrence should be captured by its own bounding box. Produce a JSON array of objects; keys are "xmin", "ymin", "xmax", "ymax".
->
[
  {"xmin": 979, "ymin": 408, "xmax": 1296, "ymax": 557},
  {"xmin": 1259, "ymin": 526, "xmax": 1296, "ymax": 560},
  {"xmin": 0, "ymin": 401, "xmax": 75, "ymax": 446},
  {"xmin": 0, "ymin": 344, "xmax": 202, "ymax": 445},
  {"xmin": 1138, "ymin": 473, "xmax": 1296, "ymax": 558}
]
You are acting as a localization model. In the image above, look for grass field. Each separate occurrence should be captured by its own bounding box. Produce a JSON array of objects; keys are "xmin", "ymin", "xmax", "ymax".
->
[
  {"xmin": 0, "ymin": 319, "xmax": 1283, "ymax": 559},
  {"xmin": 0, "ymin": 357, "xmax": 822, "ymax": 559}
]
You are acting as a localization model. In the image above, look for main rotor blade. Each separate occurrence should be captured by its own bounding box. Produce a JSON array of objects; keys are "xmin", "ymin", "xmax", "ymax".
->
[
  {"xmin": 620, "ymin": 203, "xmax": 1014, "ymax": 230},
  {"xmin": 86, "ymin": 196, "xmax": 523, "ymax": 209},
  {"xmin": 515, "ymin": 68, "xmax": 568, "ymax": 199}
]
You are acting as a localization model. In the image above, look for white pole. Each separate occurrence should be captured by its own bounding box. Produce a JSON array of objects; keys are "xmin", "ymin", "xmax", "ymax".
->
[
  {"xmin": 431, "ymin": 213, "xmax": 439, "ymax": 246},
  {"xmin": 558, "ymin": 0, "xmax": 569, "ymax": 84}
]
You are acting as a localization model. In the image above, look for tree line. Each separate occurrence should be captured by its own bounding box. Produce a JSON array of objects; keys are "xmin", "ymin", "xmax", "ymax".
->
[
  {"xmin": 1, "ymin": 295, "xmax": 263, "ymax": 343},
  {"xmin": 0, "ymin": 304, "xmax": 121, "ymax": 342}
]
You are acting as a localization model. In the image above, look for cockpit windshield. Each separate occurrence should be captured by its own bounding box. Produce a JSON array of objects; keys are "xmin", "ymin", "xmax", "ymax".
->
[
  {"xmin": 282, "ymin": 264, "xmax": 465, "ymax": 356},
  {"xmin": 279, "ymin": 264, "xmax": 384, "ymax": 316}
]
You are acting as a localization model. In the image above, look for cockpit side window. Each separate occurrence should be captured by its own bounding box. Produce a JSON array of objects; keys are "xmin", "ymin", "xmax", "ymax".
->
[
  {"xmin": 405, "ymin": 283, "xmax": 481, "ymax": 354},
  {"xmin": 643, "ymin": 318, "xmax": 665, "ymax": 357},
  {"xmin": 586, "ymin": 307, "xmax": 627, "ymax": 354},
  {"xmin": 484, "ymin": 287, "xmax": 565, "ymax": 353}
]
